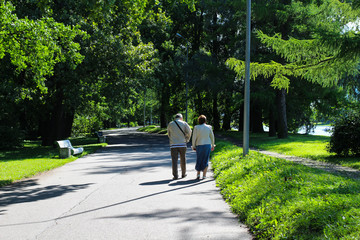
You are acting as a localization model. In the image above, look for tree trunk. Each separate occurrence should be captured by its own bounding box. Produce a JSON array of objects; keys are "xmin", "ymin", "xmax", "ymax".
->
[
  {"xmin": 64, "ymin": 112, "xmax": 74, "ymax": 137},
  {"xmin": 160, "ymin": 83, "xmax": 169, "ymax": 128},
  {"xmin": 222, "ymin": 113, "xmax": 231, "ymax": 131},
  {"xmin": 222, "ymin": 95, "xmax": 232, "ymax": 131},
  {"xmin": 238, "ymin": 103, "xmax": 244, "ymax": 132},
  {"xmin": 40, "ymin": 90, "xmax": 75, "ymax": 146},
  {"xmin": 250, "ymin": 100, "xmax": 264, "ymax": 133},
  {"xmin": 212, "ymin": 93, "xmax": 220, "ymax": 131},
  {"xmin": 276, "ymin": 89, "xmax": 288, "ymax": 138},
  {"xmin": 195, "ymin": 92, "xmax": 204, "ymax": 114},
  {"xmin": 268, "ymin": 104, "xmax": 277, "ymax": 137}
]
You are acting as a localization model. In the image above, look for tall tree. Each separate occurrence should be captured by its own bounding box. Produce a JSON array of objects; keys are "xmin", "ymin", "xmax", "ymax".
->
[
  {"xmin": 0, "ymin": 1, "xmax": 84, "ymax": 148},
  {"xmin": 227, "ymin": 0, "xmax": 356, "ymax": 138}
]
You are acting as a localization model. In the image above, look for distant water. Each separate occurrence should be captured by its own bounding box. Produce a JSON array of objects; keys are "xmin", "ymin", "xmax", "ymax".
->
[
  {"xmin": 262, "ymin": 125, "xmax": 332, "ymax": 136},
  {"xmin": 297, "ymin": 125, "xmax": 332, "ymax": 136}
]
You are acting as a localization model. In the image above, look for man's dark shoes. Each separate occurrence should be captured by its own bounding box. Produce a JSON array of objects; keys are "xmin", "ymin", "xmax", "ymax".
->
[
  {"xmin": 173, "ymin": 176, "xmax": 178, "ymax": 180},
  {"xmin": 182, "ymin": 174, "xmax": 187, "ymax": 178}
]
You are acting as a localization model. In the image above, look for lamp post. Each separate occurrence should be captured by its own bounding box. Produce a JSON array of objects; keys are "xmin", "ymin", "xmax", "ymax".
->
[
  {"xmin": 243, "ymin": 0, "xmax": 251, "ymax": 156},
  {"xmin": 143, "ymin": 88, "xmax": 146, "ymax": 127},
  {"xmin": 176, "ymin": 33, "xmax": 189, "ymax": 122}
]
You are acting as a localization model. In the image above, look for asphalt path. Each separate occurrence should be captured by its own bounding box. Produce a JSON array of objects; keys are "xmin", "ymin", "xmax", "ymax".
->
[{"xmin": 0, "ymin": 128, "xmax": 252, "ymax": 240}]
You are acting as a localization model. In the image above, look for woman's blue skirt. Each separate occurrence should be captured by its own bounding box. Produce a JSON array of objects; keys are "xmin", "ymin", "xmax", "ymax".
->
[{"xmin": 195, "ymin": 144, "xmax": 211, "ymax": 171}]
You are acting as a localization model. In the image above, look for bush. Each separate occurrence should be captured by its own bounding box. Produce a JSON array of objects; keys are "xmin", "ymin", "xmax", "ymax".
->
[
  {"xmin": 328, "ymin": 111, "xmax": 360, "ymax": 156},
  {"xmin": 129, "ymin": 121, "xmax": 138, "ymax": 127},
  {"xmin": 72, "ymin": 114, "xmax": 103, "ymax": 137},
  {"xmin": 0, "ymin": 126, "xmax": 24, "ymax": 149}
]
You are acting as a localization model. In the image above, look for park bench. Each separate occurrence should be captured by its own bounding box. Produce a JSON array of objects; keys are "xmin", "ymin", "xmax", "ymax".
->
[
  {"xmin": 96, "ymin": 131, "xmax": 106, "ymax": 143},
  {"xmin": 56, "ymin": 140, "xmax": 84, "ymax": 158}
]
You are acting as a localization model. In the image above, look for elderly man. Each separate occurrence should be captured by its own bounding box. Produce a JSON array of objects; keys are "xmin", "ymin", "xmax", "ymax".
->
[{"xmin": 167, "ymin": 113, "xmax": 192, "ymax": 180}]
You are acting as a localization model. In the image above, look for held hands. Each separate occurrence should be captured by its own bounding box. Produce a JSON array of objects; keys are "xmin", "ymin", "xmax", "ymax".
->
[{"xmin": 211, "ymin": 145, "xmax": 216, "ymax": 152}]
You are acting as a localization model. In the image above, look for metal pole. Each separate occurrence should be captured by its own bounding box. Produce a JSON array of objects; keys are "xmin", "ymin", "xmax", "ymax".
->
[
  {"xmin": 143, "ymin": 88, "xmax": 146, "ymax": 127},
  {"xmin": 243, "ymin": 0, "xmax": 251, "ymax": 156},
  {"xmin": 185, "ymin": 41, "xmax": 189, "ymax": 122}
]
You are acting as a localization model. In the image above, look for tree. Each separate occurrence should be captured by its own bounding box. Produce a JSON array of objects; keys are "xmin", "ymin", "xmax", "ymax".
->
[
  {"xmin": 228, "ymin": 0, "xmax": 360, "ymax": 91},
  {"xmin": 7, "ymin": 0, "xmax": 161, "ymax": 145},
  {"xmin": 0, "ymin": 1, "xmax": 85, "ymax": 148},
  {"xmin": 227, "ymin": 0, "xmax": 359, "ymax": 138}
]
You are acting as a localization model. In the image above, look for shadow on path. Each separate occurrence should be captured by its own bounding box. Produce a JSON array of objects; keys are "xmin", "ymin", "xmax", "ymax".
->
[
  {"xmin": 0, "ymin": 179, "xmax": 93, "ymax": 208},
  {"xmin": 100, "ymin": 207, "xmax": 236, "ymax": 223},
  {"xmin": 0, "ymin": 179, "xmax": 213, "ymax": 228}
]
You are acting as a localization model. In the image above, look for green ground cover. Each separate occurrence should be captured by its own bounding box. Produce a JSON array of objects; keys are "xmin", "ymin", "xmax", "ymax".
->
[
  {"xmin": 211, "ymin": 140, "xmax": 360, "ymax": 239},
  {"xmin": 0, "ymin": 137, "xmax": 106, "ymax": 187},
  {"xmin": 219, "ymin": 131, "xmax": 360, "ymax": 170},
  {"xmin": 138, "ymin": 125, "xmax": 167, "ymax": 134}
]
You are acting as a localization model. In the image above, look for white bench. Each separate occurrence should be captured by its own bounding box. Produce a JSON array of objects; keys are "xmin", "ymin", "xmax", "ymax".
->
[
  {"xmin": 56, "ymin": 140, "xmax": 84, "ymax": 158},
  {"xmin": 96, "ymin": 131, "xmax": 106, "ymax": 143}
]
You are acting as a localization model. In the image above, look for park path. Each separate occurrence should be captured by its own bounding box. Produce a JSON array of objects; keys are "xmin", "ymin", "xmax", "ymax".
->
[
  {"xmin": 216, "ymin": 133, "xmax": 360, "ymax": 180},
  {"xmin": 0, "ymin": 128, "xmax": 252, "ymax": 240}
]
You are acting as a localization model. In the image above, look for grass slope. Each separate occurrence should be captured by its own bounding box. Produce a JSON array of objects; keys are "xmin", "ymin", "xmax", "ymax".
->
[{"xmin": 211, "ymin": 140, "xmax": 360, "ymax": 239}]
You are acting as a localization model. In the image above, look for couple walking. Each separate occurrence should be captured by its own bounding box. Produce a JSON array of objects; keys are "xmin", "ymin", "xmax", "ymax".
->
[{"xmin": 167, "ymin": 113, "xmax": 215, "ymax": 180}]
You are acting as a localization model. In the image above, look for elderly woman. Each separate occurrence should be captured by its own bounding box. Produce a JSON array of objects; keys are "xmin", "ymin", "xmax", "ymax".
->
[{"xmin": 191, "ymin": 115, "xmax": 215, "ymax": 179}]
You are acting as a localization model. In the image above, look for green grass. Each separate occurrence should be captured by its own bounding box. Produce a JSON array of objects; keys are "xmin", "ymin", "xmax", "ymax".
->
[
  {"xmin": 218, "ymin": 131, "xmax": 360, "ymax": 170},
  {"xmin": 211, "ymin": 140, "xmax": 360, "ymax": 239},
  {"xmin": 138, "ymin": 125, "xmax": 167, "ymax": 134},
  {"xmin": 0, "ymin": 137, "xmax": 106, "ymax": 187}
]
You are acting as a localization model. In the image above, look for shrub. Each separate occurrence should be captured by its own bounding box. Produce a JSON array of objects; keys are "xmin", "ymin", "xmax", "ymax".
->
[
  {"xmin": 328, "ymin": 111, "xmax": 360, "ymax": 156},
  {"xmin": 72, "ymin": 114, "xmax": 103, "ymax": 137},
  {"xmin": 0, "ymin": 125, "xmax": 24, "ymax": 149}
]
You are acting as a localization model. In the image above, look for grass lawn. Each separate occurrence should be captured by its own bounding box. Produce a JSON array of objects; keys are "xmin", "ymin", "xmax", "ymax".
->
[
  {"xmin": 218, "ymin": 131, "xmax": 360, "ymax": 170},
  {"xmin": 211, "ymin": 140, "xmax": 360, "ymax": 239},
  {"xmin": 138, "ymin": 125, "xmax": 168, "ymax": 134},
  {"xmin": 0, "ymin": 137, "xmax": 106, "ymax": 187}
]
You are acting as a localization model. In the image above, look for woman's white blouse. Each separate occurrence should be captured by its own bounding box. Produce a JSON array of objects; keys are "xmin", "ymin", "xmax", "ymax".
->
[{"xmin": 192, "ymin": 124, "xmax": 215, "ymax": 147}]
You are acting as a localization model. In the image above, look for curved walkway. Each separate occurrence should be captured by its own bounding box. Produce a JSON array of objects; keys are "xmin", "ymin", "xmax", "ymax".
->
[
  {"xmin": 216, "ymin": 133, "xmax": 360, "ymax": 180},
  {"xmin": 0, "ymin": 128, "xmax": 252, "ymax": 240}
]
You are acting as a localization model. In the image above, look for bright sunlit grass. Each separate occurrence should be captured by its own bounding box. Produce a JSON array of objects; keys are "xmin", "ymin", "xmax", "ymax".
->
[
  {"xmin": 0, "ymin": 137, "xmax": 106, "ymax": 187},
  {"xmin": 211, "ymin": 140, "xmax": 360, "ymax": 239},
  {"xmin": 138, "ymin": 125, "xmax": 167, "ymax": 134},
  {"xmin": 219, "ymin": 131, "xmax": 360, "ymax": 170}
]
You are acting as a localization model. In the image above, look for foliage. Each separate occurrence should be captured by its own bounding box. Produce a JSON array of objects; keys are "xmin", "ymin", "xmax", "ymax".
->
[
  {"xmin": 2, "ymin": 0, "xmax": 359, "ymax": 148},
  {"xmin": 212, "ymin": 140, "xmax": 360, "ymax": 239},
  {"xmin": 0, "ymin": 1, "xmax": 85, "ymax": 93},
  {"xmin": 0, "ymin": 137, "xmax": 106, "ymax": 187},
  {"xmin": 286, "ymin": 79, "xmax": 345, "ymax": 133},
  {"xmin": 220, "ymin": 130, "xmax": 331, "ymax": 158},
  {"xmin": 0, "ymin": 126, "xmax": 24, "ymax": 149},
  {"xmin": 226, "ymin": 0, "xmax": 360, "ymax": 91},
  {"xmin": 328, "ymin": 109, "xmax": 360, "ymax": 156}
]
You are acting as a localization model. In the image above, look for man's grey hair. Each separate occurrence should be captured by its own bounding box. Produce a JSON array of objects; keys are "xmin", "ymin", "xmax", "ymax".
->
[{"xmin": 174, "ymin": 113, "xmax": 183, "ymax": 119}]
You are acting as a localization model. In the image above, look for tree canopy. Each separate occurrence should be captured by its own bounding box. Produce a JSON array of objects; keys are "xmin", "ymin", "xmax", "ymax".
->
[
  {"xmin": 1, "ymin": 0, "xmax": 359, "ymax": 148},
  {"xmin": 227, "ymin": 0, "xmax": 360, "ymax": 91}
]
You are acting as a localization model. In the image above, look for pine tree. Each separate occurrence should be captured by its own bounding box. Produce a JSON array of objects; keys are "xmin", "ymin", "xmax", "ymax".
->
[{"xmin": 227, "ymin": 0, "xmax": 360, "ymax": 90}]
